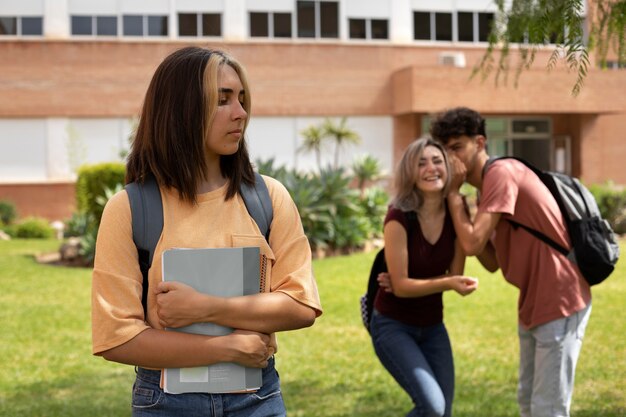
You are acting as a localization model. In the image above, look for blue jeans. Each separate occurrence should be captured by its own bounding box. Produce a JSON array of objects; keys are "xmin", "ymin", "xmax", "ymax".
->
[
  {"xmin": 370, "ymin": 310, "xmax": 454, "ymax": 417},
  {"xmin": 517, "ymin": 303, "xmax": 591, "ymax": 417},
  {"xmin": 131, "ymin": 357, "xmax": 285, "ymax": 417}
]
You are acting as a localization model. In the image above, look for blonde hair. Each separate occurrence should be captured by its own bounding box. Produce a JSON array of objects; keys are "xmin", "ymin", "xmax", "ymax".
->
[
  {"xmin": 203, "ymin": 52, "xmax": 252, "ymax": 143},
  {"xmin": 391, "ymin": 137, "xmax": 451, "ymax": 212}
]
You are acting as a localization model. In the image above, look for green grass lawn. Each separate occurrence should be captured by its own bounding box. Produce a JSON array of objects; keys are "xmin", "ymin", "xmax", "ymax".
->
[{"xmin": 0, "ymin": 238, "xmax": 624, "ymax": 416}]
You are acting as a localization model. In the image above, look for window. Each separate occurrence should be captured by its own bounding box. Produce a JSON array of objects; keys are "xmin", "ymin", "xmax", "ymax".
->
[
  {"xmin": 458, "ymin": 12, "xmax": 473, "ymax": 42},
  {"xmin": 72, "ymin": 16, "xmax": 92, "ymax": 35},
  {"xmin": 297, "ymin": 1, "xmax": 338, "ymax": 39},
  {"xmin": 319, "ymin": 2, "xmax": 338, "ymax": 38},
  {"xmin": 179, "ymin": 13, "xmax": 221, "ymax": 37},
  {"xmin": 71, "ymin": 15, "xmax": 117, "ymax": 36},
  {"xmin": 178, "ymin": 13, "xmax": 196, "ymax": 36},
  {"xmin": 486, "ymin": 117, "xmax": 556, "ymax": 172},
  {"xmin": 250, "ymin": 12, "xmax": 292, "ymax": 38},
  {"xmin": 297, "ymin": 1, "xmax": 315, "ymax": 37},
  {"xmin": 148, "ymin": 16, "xmax": 167, "ymax": 36},
  {"xmin": 123, "ymin": 15, "xmax": 168, "ymax": 37},
  {"xmin": 413, "ymin": 12, "xmax": 430, "ymax": 40},
  {"xmin": 603, "ymin": 60, "xmax": 626, "ymax": 70},
  {"xmin": 0, "ymin": 16, "xmax": 43, "ymax": 36},
  {"xmin": 123, "ymin": 15, "xmax": 143, "ymax": 36},
  {"xmin": 435, "ymin": 13, "xmax": 452, "ymax": 41},
  {"xmin": 349, "ymin": 19, "xmax": 366, "ymax": 39},
  {"xmin": 414, "ymin": 12, "xmax": 453, "ymax": 41},
  {"xmin": 371, "ymin": 19, "xmax": 388, "ymax": 39},
  {"xmin": 478, "ymin": 13, "xmax": 493, "ymax": 42},
  {"xmin": 415, "ymin": 10, "xmax": 494, "ymax": 42},
  {"xmin": 457, "ymin": 12, "xmax": 494, "ymax": 42},
  {"xmin": 202, "ymin": 13, "xmax": 221, "ymax": 36},
  {"xmin": 349, "ymin": 18, "xmax": 388, "ymax": 40},
  {"xmin": 274, "ymin": 13, "xmax": 291, "ymax": 37},
  {"xmin": 250, "ymin": 12, "xmax": 269, "ymax": 37},
  {"xmin": 21, "ymin": 17, "xmax": 43, "ymax": 35}
]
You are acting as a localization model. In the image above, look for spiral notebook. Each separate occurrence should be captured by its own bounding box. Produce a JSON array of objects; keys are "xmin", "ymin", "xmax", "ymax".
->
[{"xmin": 161, "ymin": 246, "xmax": 266, "ymax": 394}]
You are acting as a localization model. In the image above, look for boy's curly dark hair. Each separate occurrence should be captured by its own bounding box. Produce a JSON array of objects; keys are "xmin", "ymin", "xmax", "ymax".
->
[{"xmin": 430, "ymin": 107, "xmax": 486, "ymax": 145}]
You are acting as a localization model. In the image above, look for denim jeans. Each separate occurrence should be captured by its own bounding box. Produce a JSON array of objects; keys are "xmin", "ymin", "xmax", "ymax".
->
[
  {"xmin": 517, "ymin": 303, "xmax": 591, "ymax": 417},
  {"xmin": 370, "ymin": 310, "xmax": 454, "ymax": 417},
  {"xmin": 131, "ymin": 357, "xmax": 285, "ymax": 417}
]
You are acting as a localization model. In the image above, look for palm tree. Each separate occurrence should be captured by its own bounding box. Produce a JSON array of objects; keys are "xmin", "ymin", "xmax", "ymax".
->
[
  {"xmin": 351, "ymin": 154, "xmax": 382, "ymax": 196},
  {"xmin": 323, "ymin": 117, "xmax": 361, "ymax": 169},
  {"xmin": 299, "ymin": 124, "xmax": 327, "ymax": 172}
]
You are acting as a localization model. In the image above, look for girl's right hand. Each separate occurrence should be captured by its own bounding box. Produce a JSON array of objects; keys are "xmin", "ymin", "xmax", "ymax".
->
[
  {"xmin": 449, "ymin": 276, "xmax": 479, "ymax": 296},
  {"xmin": 225, "ymin": 330, "xmax": 273, "ymax": 368}
]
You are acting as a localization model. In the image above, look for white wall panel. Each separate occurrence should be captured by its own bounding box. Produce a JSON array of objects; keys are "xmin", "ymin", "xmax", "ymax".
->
[
  {"xmin": 68, "ymin": 0, "xmax": 117, "ymax": 14},
  {"xmin": 177, "ymin": 0, "xmax": 224, "ymax": 13},
  {"xmin": 68, "ymin": 118, "xmax": 133, "ymax": 167},
  {"xmin": 47, "ymin": 118, "xmax": 71, "ymax": 179},
  {"xmin": 246, "ymin": 116, "xmax": 393, "ymax": 174},
  {"xmin": 0, "ymin": 0, "xmax": 43, "ymax": 15},
  {"xmin": 120, "ymin": 0, "xmax": 169, "ymax": 14},
  {"xmin": 345, "ymin": 0, "xmax": 390, "ymax": 18},
  {"xmin": 411, "ymin": 0, "xmax": 454, "ymax": 12},
  {"xmin": 0, "ymin": 120, "xmax": 47, "ymax": 181},
  {"xmin": 246, "ymin": 0, "xmax": 292, "ymax": 13}
]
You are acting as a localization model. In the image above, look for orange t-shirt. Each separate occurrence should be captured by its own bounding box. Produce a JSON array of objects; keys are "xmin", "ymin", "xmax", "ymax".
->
[
  {"xmin": 479, "ymin": 160, "xmax": 591, "ymax": 329},
  {"xmin": 92, "ymin": 175, "xmax": 322, "ymax": 355}
]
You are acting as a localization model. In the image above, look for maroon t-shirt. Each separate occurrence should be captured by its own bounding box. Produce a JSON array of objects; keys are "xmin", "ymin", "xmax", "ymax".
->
[{"xmin": 373, "ymin": 205, "xmax": 456, "ymax": 326}]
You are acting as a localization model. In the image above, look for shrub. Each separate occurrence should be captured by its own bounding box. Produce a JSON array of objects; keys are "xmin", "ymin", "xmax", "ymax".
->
[
  {"xmin": 64, "ymin": 212, "xmax": 93, "ymax": 238},
  {"xmin": 358, "ymin": 186, "xmax": 390, "ymax": 238},
  {"xmin": 0, "ymin": 200, "xmax": 17, "ymax": 225},
  {"xmin": 588, "ymin": 182, "xmax": 626, "ymax": 234},
  {"xmin": 79, "ymin": 227, "xmax": 98, "ymax": 265},
  {"xmin": 76, "ymin": 162, "xmax": 125, "ymax": 227},
  {"xmin": 10, "ymin": 217, "xmax": 54, "ymax": 239}
]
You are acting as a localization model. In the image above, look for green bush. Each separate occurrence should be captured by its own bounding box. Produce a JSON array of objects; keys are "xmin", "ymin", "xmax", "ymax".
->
[
  {"xmin": 64, "ymin": 212, "xmax": 93, "ymax": 238},
  {"xmin": 588, "ymin": 182, "xmax": 626, "ymax": 234},
  {"xmin": 358, "ymin": 186, "xmax": 390, "ymax": 238},
  {"xmin": 257, "ymin": 158, "xmax": 389, "ymax": 253},
  {"xmin": 0, "ymin": 199, "xmax": 17, "ymax": 225},
  {"xmin": 76, "ymin": 162, "xmax": 125, "ymax": 227},
  {"xmin": 8, "ymin": 217, "xmax": 54, "ymax": 239}
]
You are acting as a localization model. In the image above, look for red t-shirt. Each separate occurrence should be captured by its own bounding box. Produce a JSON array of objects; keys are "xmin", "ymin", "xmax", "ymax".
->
[
  {"xmin": 373, "ymin": 205, "xmax": 456, "ymax": 327},
  {"xmin": 480, "ymin": 159, "xmax": 591, "ymax": 329}
]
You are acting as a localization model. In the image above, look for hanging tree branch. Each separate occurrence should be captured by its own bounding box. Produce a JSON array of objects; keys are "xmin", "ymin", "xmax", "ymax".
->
[{"xmin": 473, "ymin": 0, "xmax": 625, "ymax": 96}]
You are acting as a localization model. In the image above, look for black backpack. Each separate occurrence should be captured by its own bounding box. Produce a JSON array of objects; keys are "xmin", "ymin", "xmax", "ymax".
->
[
  {"xmin": 360, "ymin": 211, "xmax": 417, "ymax": 333},
  {"xmin": 124, "ymin": 172, "xmax": 273, "ymax": 317},
  {"xmin": 485, "ymin": 157, "xmax": 620, "ymax": 286}
]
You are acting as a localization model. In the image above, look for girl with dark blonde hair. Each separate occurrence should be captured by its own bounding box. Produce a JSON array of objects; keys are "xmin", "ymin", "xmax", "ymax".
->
[{"xmin": 371, "ymin": 137, "xmax": 479, "ymax": 417}]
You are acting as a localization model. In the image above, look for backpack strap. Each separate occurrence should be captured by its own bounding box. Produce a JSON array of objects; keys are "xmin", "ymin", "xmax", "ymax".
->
[
  {"xmin": 240, "ymin": 172, "xmax": 273, "ymax": 241},
  {"xmin": 482, "ymin": 156, "xmax": 570, "ymax": 258},
  {"xmin": 125, "ymin": 172, "xmax": 273, "ymax": 319},
  {"xmin": 125, "ymin": 175, "xmax": 163, "ymax": 318}
]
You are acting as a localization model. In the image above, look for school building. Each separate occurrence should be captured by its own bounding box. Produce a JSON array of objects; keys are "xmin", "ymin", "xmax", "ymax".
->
[{"xmin": 1, "ymin": 0, "xmax": 625, "ymax": 221}]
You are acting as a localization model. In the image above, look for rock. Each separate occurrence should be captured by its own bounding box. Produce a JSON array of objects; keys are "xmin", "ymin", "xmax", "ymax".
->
[{"xmin": 60, "ymin": 237, "xmax": 82, "ymax": 261}]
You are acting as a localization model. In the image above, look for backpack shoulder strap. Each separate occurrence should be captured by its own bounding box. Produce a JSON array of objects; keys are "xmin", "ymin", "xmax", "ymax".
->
[
  {"xmin": 240, "ymin": 172, "xmax": 273, "ymax": 241},
  {"xmin": 482, "ymin": 156, "xmax": 570, "ymax": 257},
  {"xmin": 482, "ymin": 156, "xmax": 544, "ymax": 179},
  {"xmin": 125, "ymin": 175, "xmax": 163, "ymax": 318},
  {"xmin": 126, "ymin": 172, "xmax": 273, "ymax": 319}
]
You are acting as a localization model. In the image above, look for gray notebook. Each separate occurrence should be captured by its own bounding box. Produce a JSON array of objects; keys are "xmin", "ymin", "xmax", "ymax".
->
[{"xmin": 161, "ymin": 246, "xmax": 262, "ymax": 394}]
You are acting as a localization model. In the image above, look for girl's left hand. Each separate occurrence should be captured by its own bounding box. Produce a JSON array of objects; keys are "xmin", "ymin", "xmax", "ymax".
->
[{"xmin": 155, "ymin": 281, "xmax": 208, "ymax": 328}]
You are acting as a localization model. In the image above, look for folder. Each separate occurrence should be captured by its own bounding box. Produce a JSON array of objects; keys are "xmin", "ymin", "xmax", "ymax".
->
[{"xmin": 161, "ymin": 246, "xmax": 263, "ymax": 394}]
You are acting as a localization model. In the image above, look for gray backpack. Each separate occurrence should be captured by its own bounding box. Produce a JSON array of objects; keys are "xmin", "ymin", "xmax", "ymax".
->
[
  {"xmin": 125, "ymin": 172, "xmax": 273, "ymax": 316},
  {"xmin": 486, "ymin": 157, "xmax": 619, "ymax": 286}
]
